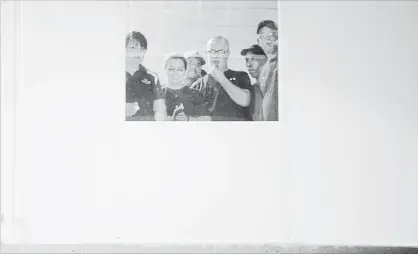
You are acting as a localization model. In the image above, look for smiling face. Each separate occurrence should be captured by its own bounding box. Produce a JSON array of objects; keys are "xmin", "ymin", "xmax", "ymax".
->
[
  {"xmin": 245, "ymin": 52, "xmax": 268, "ymax": 79},
  {"xmin": 185, "ymin": 57, "xmax": 202, "ymax": 80},
  {"xmin": 257, "ymin": 26, "xmax": 278, "ymax": 56},
  {"xmin": 166, "ymin": 58, "xmax": 186, "ymax": 87}
]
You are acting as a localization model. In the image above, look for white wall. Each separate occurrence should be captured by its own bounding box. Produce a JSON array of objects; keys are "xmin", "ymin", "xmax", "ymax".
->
[
  {"xmin": 1, "ymin": 0, "xmax": 418, "ymax": 248},
  {"xmin": 281, "ymin": 1, "xmax": 418, "ymax": 246}
]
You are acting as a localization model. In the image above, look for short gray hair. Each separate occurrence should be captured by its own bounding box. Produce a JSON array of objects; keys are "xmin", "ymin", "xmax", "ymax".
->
[
  {"xmin": 163, "ymin": 52, "xmax": 187, "ymax": 70},
  {"xmin": 206, "ymin": 36, "xmax": 230, "ymax": 51}
]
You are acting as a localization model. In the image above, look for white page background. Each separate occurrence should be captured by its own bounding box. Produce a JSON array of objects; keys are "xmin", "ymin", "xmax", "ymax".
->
[{"xmin": 1, "ymin": 0, "xmax": 418, "ymax": 247}]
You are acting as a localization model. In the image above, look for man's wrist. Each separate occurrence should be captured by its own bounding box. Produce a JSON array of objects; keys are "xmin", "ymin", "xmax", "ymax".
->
[{"xmin": 218, "ymin": 74, "xmax": 229, "ymax": 86}]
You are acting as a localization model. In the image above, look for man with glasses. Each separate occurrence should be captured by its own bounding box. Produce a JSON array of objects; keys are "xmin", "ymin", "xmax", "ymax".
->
[
  {"xmin": 254, "ymin": 20, "xmax": 279, "ymax": 121},
  {"xmin": 191, "ymin": 36, "xmax": 252, "ymax": 121},
  {"xmin": 183, "ymin": 51, "xmax": 207, "ymax": 87},
  {"xmin": 125, "ymin": 31, "xmax": 167, "ymax": 121}
]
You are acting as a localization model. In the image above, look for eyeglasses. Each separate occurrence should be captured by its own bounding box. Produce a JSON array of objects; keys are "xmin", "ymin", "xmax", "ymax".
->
[
  {"xmin": 257, "ymin": 32, "xmax": 278, "ymax": 42},
  {"xmin": 206, "ymin": 49, "xmax": 229, "ymax": 56}
]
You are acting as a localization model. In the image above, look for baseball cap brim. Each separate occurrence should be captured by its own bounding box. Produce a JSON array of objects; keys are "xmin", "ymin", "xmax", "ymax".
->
[
  {"xmin": 240, "ymin": 49, "xmax": 251, "ymax": 56},
  {"xmin": 240, "ymin": 45, "xmax": 266, "ymax": 56}
]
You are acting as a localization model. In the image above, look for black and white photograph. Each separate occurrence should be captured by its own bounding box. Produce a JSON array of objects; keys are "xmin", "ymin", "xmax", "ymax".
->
[
  {"xmin": 125, "ymin": 1, "xmax": 278, "ymax": 121},
  {"xmin": 2, "ymin": 0, "xmax": 418, "ymax": 253}
]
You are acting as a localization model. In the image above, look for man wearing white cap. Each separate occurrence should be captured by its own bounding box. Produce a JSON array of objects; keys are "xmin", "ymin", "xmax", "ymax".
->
[{"xmin": 183, "ymin": 51, "xmax": 208, "ymax": 87}]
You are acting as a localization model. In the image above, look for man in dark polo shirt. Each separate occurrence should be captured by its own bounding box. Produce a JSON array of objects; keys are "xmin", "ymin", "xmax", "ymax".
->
[
  {"xmin": 125, "ymin": 31, "xmax": 167, "ymax": 121},
  {"xmin": 240, "ymin": 44, "xmax": 268, "ymax": 121},
  {"xmin": 191, "ymin": 36, "xmax": 252, "ymax": 121}
]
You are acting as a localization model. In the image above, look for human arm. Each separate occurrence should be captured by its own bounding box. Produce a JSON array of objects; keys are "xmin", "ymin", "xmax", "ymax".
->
[
  {"xmin": 126, "ymin": 73, "xmax": 139, "ymax": 117},
  {"xmin": 148, "ymin": 71, "xmax": 167, "ymax": 121},
  {"xmin": 153, "ymin": 99, "xmax": 167, "ymax": 121},
  {"xmin": 210, "ymin": 68, "xmax": 251, "ymax": 107}
]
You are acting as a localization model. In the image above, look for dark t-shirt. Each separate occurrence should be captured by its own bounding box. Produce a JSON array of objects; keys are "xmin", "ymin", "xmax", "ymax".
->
[
  {"xmin": 162, "ymin": 86, "xmax": 209, "ymax": 118},
  {"xmin": 126, "ymin": 65, "xmax": 165, "ymax": 119},
  {"xmin": 191, "ymin": 69, "xmax": 252, "ymax": 121}
]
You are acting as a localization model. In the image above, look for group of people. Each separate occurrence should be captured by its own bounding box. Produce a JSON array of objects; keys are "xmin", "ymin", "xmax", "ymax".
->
[{"xmin": 126, "ymin": 20, "xmax": 278, "ymax": 121}]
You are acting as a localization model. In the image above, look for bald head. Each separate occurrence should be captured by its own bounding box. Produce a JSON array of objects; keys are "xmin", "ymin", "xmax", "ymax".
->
[
  {"xmin": 205, "ymin": 36, "xmax": 230, "ymax": 71},
  {"xmin": 206, "ymin": 36, "xmax": 230, "ymax": 51}
]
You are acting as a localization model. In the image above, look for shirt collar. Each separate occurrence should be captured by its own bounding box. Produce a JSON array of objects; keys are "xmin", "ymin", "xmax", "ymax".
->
[
  {"xmin": 137, "ymin": 64, "xmax": 146, "ymax": 74},
  {"xmin": 133, "ymin": 64, "xmax": 146, "ymax": 77},
  {"xmin": 268, "ymin": 53, "xmax": 278, "ymax": 62}
]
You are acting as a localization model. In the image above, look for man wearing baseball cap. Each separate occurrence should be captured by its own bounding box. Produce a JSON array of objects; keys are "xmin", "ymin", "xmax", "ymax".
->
[
  {"xmin": 254, "ymin": 20, "xmax": 279, "ymax": 121},
  {"xmin": 240, "ymin": 44, "xmax": 268, "ymax": 121},
  {"xmin": 183, "ymin": 51, "xmax": 208, "ymax": 87}
]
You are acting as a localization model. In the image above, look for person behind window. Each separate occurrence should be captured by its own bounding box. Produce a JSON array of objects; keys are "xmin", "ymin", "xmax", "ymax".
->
[
  {"xmin": 162, "ymin": 53, "xmax": 211, "ymax": 121},
  {"xmin": 125, "ymin": 31, "xmax": 167, "ymax": 121},
  {"xmin": 191, "ymin": 36, "xmax": 252, "ymax": 121}
]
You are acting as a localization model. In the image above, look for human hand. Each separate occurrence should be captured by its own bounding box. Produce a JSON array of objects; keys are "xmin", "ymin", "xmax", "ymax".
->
[
  {"xmin": 172, "ymin": 103, "xmax": 188, "ymax": 121},
  {"xmin": 174, "ymin": 111, "xmax": 188, "ymax": 121},
  {"xmin": 126, "ymin": 102, "xmax": 139, "ymax": 117},
  {"xmin": 208, "ymin": 66, "xmax": 225, "ymax": 83}
]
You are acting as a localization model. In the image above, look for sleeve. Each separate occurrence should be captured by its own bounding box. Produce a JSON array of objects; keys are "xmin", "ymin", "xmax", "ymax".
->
[
  {"xmin": 238, "ymin": 71, "xmax": 252, "ymax": 91},
  {"xmin": 126, "ymin": 75, "xmax": 136, "ymax": 103},
  {"xmin": 263, "ymin": 67, "xmax": 279, "ymax": 121},
  {"xmin": 147, "ymin": 70, "xmax": 165, "ymax": 100}
]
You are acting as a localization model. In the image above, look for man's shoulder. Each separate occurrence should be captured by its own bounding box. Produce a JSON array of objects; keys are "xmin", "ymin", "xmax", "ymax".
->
[
  {"xmin": 224, "ymin": 69, "xmax": 251, "ymax": 91},
  {"xmin": 183, "ymin": 85, "xmax": 200, "ymax": 95},
  {"xmin": 196, "ymin": 75, "xmax": 207, "ymax": 83},
  {"xmin": 145, "ymin": 68, "xmax": 158, "ymax": 78},
  {"xmin": 191, "ymin": 75, "xmax": 207, "ymax": 88},
  {"xmin": 237, "ymin": 70, "xmax": 251, "ymax": 78},
  {"xmin": 226, "ymin": 69, "xmax": 249, "ymax": 78},
  {"xmin": 138, "ymin": 66, "xmax": 159, "ymax": 83},
  {"xmin": 126, "ymin": 71, "xmax": 133, "ymax": 83}
]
